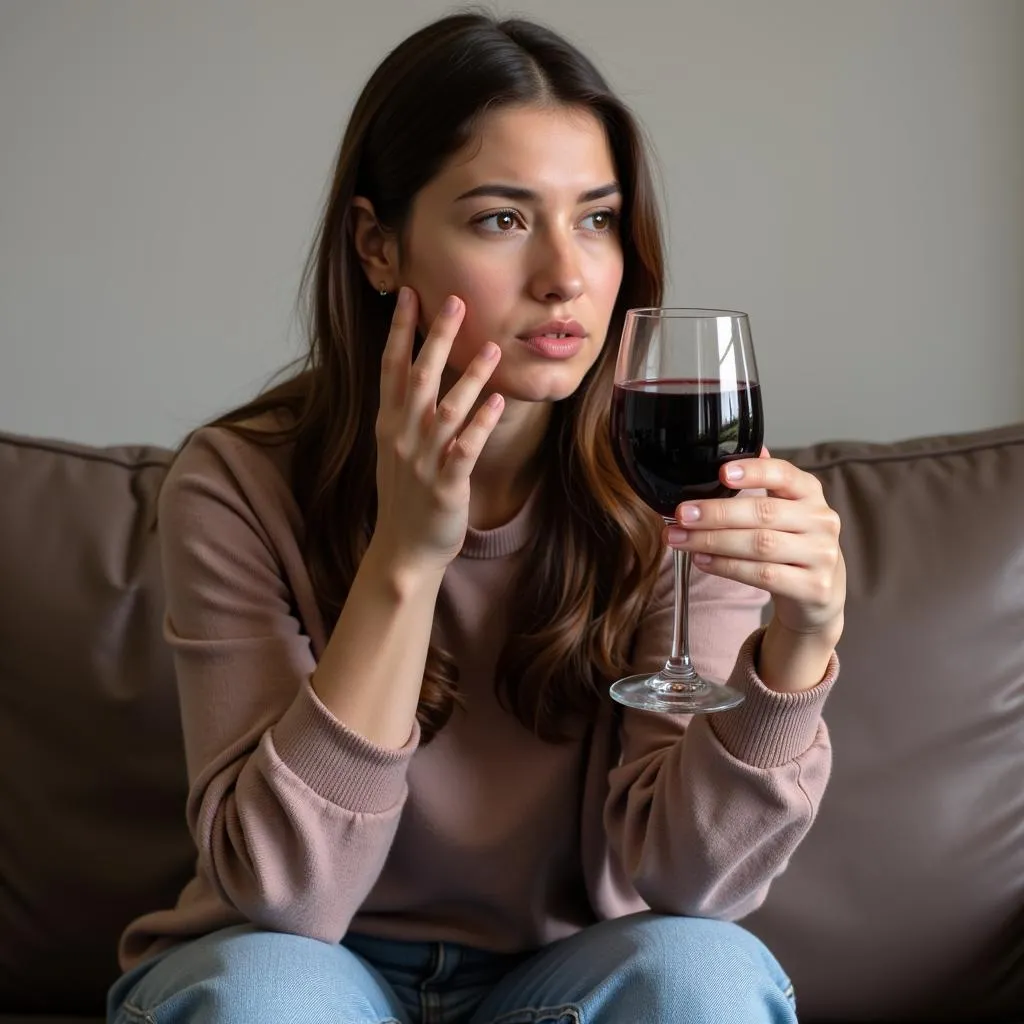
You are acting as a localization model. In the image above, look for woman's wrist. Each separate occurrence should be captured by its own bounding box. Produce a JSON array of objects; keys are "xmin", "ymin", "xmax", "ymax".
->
[
  {"xmin": 362, "ymin": 535, "xmax": 448, "ymax": 602},
  {"xmin": 756, "ymin": 615, "xmax": 842, "ymax": 694}
]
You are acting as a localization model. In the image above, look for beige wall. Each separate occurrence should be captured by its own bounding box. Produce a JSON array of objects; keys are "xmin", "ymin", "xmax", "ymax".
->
[{"xmin": 1, "ymin": 0, "xmax": 1021, "ymax": 447}]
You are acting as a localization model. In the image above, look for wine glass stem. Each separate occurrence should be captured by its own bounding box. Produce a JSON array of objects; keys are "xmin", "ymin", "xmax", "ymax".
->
[{"xmin": 659, "ymin": 547, "xmax": 701, "ymax": 688}]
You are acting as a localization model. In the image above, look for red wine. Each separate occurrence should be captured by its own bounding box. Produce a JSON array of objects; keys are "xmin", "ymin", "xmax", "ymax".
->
[{"xmin": 611, "ymin": 379, "xmax": 764, "ymax": 517}]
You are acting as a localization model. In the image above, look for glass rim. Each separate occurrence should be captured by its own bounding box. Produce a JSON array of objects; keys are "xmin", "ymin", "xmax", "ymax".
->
[{"xmin": 626, "ymin": 306, "xmax": 749, "ymax": 320}]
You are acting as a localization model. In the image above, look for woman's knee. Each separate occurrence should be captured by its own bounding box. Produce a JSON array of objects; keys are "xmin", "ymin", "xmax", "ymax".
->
[
  {"xmin": 626, "ymin": 914, "xmax": 785, "ymax": 973},
  {"xmin": 598, "ymin": 914, "xmax": 796, "ymax": 1022},
  {"xmin": 108, "ymin": 925, "xmax": 406, "ymax": 1024}
]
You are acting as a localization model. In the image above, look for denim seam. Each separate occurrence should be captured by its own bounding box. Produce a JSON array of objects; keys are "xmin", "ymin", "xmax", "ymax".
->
[
  {"xmin": 420, "ymin": 941, "xmax": 446, "ymax": 1024},
  {"xmin": 121, "ymin": 1001, "xmax": 158, "ymax": 1024},
  {"xmin": 486, "ymin": 1004, "xmax": 581, "ymax": 1024}
]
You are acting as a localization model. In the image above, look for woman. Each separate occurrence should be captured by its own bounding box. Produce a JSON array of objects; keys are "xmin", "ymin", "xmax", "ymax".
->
[{"xmin": 108, "ymin": 12, "xmax": 845, "ymax": 1024}]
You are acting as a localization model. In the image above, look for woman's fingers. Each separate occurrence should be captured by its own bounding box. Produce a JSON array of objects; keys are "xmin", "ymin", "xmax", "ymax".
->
[
  {"xmin": 712, "ymin": 456, "xmax": 824, "ymax": 502},
  {"xmin": 665, "ymin": 455, "xmax": 844, "ymax": 623},
  {"xmin": 682, "ymin": 557, "xmax": 830, "ymax": 604},
  {"xmin": 674, "ymin": 495, "xmax": 841, "ymax": 537},
  {"xmin": 666, "ymin": 523, "xmax": 840, "ymax": 569},
  {"xmin": 378, "ymin": 286, "xmax": 505, "ymax": 480},
  {"xmin": 424, "ymin": 342, "xmax": 502, "ymax": 461},
  {"xmin": 379, "ymin": 286, "xmax": 416, "ymax": 412},
  {"xmin": 439, "ymin": 393, "xmax": 506, "ymax": 481},
  {"xmin": 406, "ymin": 295, "xmax": 466, "ymax": 421}
]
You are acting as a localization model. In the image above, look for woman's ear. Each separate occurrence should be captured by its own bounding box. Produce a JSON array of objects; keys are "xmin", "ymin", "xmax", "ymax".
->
[{"xmin": 350, "ymin": 197, "xmax": 400, "ymax": 293}]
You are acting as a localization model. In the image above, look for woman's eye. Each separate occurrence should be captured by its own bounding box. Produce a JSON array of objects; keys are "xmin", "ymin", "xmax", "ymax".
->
[
  {"xmin": 581, "ymin": 210, "xmax": 617, "ymax": 232},
  {"xmin": 476, "ymin": 210, "xmax": 522, "ymax": 233}
]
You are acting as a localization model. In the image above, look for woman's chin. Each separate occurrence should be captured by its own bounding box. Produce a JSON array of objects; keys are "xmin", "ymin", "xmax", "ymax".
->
[
  {"xmin": 502, "ymin": 385, "xmax": 582, "ymax": 406},
  {"xmin": 495, "ymin": 368, "xmax": 590, "ymax": 405}
]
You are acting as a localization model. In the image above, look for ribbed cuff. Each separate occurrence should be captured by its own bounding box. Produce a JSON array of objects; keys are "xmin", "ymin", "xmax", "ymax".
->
[
  {"xmin": 270, "ymin": 679, "xmax": 419, "ymax": 813},
  {"xmin": 710, "ymin": 627, "xmax": 838, "ymax": 768}
]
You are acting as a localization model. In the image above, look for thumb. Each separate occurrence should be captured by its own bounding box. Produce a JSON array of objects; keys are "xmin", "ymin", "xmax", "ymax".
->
[{"xmin": 759, "ymin": 445, "xmax": 772, "ymax": 460}]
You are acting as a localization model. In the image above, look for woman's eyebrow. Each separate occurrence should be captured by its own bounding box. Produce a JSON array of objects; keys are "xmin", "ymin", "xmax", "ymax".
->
[{"xmin": 455, "ymin": 182, "xmax": 621, "ymax": 203}]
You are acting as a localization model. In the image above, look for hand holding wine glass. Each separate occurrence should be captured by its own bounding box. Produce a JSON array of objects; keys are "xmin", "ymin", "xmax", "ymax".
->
[
  {"xmin": 610, "ymin": 308, "xmax": 845, "ymax": 713},
  {"xmin": 667, "ymin": 445, "xmax": 846, "ymax": 649}
]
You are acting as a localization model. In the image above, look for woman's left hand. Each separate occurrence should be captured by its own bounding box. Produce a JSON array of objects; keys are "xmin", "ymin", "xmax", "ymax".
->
[{"xmin": 666, "ymin": 448, "xmax": 846, "ymax": 644}]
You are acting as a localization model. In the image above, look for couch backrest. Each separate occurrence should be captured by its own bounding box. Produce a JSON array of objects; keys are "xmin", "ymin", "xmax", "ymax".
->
[
  {"xmin": 0, "ymin": 433, "xmax": 190, "ymax": 1015},
  {"xmin": 749, "ymin": 422, "xmax": 1024, "ymax": 1022},
  {"xmin": 1, "ymin": 423, "xmax": 1022, "ymax": 1021}
]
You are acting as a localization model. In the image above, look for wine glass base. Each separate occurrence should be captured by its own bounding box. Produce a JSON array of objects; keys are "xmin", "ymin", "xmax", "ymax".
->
[{"xmin": 609, "ymin": 673, "xmax": 745, "ymax": 714}]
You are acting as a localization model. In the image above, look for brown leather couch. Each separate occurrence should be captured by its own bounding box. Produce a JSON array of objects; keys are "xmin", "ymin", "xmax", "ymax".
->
[{"xmin": 1, "ymin": 421, "xmax": 1022, "ymax": 1024}]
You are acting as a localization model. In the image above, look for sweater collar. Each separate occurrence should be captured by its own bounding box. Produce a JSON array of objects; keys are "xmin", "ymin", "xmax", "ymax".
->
[{"xmin": 458, "ymin": 482, "xmax": 542, "ymax": 559}]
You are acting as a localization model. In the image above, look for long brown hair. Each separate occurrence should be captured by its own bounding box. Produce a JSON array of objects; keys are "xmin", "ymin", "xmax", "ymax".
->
[{"xmin": 204, "ymin": 12, "xmax": 665, "ymax": 742}]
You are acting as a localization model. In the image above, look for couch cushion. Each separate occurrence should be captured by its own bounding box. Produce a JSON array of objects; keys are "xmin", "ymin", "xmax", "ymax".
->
[
  {"xmin": 746, "ymin": 422, "xmax": 1024, "ymax": 1022},
  {"xmin": 0, "ymin": 433, "xmax": 193, "ymax": 1016}
]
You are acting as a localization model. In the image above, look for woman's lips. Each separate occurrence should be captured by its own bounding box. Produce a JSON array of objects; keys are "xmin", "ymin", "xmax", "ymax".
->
[{"xmin": 517, "ymin": 335, "xmax": 584, "ymax": 359}]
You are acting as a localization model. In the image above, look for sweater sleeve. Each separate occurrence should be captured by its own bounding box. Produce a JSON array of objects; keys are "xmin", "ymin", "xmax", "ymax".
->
[
  {"xmin": 158, "ymin": 429, "xmax": 417, "ymax": 942},
  {"xmin": 603, "ymin": 549, "xmax": 836, "ymax": 921}
]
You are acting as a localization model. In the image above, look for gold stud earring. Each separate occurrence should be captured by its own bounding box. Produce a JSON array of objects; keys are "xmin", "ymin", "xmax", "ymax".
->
[{"xmin": 379, "ymin": 282, "xmax": 389, "ymax": 296}]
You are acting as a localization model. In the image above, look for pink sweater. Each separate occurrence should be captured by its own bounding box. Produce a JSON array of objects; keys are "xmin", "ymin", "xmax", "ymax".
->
[{"xmin": 119, "ymin": 423, "xmax": 836, "ymax": 970}]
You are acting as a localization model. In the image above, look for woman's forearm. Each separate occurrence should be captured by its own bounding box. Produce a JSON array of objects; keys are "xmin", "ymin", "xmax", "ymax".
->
[
  {"xmin": 311, "ymin": 540, "xmax": 446, "ymax": 749},
  {"xmin": 757, "ymin": 615, "xmax": 842, "ymax": 693}
]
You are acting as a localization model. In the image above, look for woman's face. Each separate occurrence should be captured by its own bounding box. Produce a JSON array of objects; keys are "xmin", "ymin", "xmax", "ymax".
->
[{"xmin": 397, "ymin": 104, "xmax": 625, "ymax": 404}]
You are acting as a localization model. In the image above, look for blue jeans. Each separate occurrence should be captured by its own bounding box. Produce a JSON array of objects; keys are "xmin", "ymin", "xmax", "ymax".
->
[{"xmin": 107, "ymin": 912, "xmax": 796, "ymax": 1023}]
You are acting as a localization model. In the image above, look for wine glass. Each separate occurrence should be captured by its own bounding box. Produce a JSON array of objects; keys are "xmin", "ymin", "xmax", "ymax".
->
[{"xmin": 609, "ymin": 308, "xmax": 764, "ymax": 713}]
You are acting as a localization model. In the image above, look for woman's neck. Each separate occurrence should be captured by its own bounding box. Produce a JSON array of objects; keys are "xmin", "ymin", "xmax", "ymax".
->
[{"xmin": 467, "ymin": 397, "xmax": 551, "ymax": 531}]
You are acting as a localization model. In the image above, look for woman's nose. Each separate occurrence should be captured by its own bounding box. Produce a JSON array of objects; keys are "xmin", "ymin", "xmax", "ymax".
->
[{"xmin": 529, "ymin": 231, "xmax": 584, "ymax": 303}]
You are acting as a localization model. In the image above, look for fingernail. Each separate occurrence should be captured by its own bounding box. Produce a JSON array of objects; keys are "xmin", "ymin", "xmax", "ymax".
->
[
  {"xmin": 481, "ymin": 342, "xmax": 500, "ymax": 360},
  {"xmin": 668, "ymin": 529, "xmax": 689, "ymax": 544},
  {"xmin": 397, "ymin": 286, "xmax": 411, "ymax": 308},
  {"xmin": 693, "ymin": 553, "xmax": 712, "ymax": 565},
  {"xmin": 679, "ymin": 505, "xmax": 701, "ymax": 523},
  {"xmin": 486, "ymin": 393, "xmax": 504, "ymax": 410},
  {"xmin": 724, "ymin": 464, "xmax": 745, "ymax": 481},
  {"xmin": 443, "ymin": 295, "xmax": 461, "ymax": 316}
]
